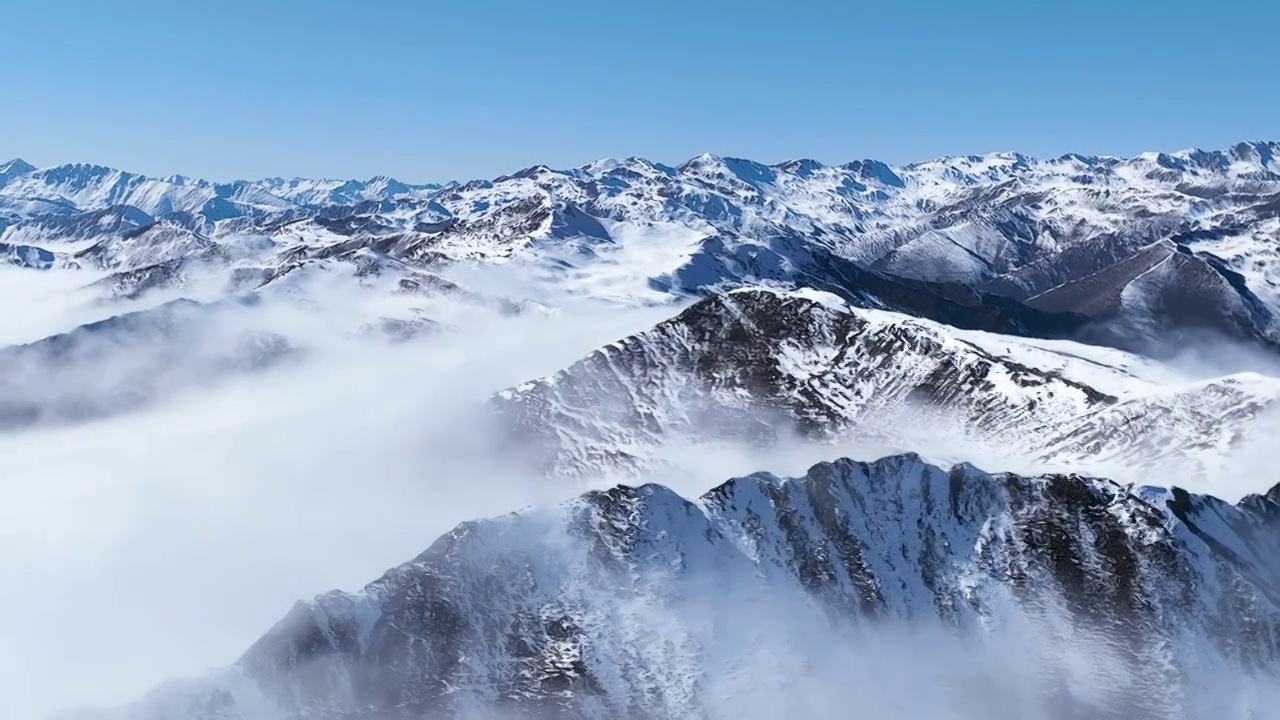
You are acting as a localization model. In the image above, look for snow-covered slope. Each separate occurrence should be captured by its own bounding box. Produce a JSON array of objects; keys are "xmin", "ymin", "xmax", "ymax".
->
[
  {"xmin": 492, "ymin": 288, "xmax": 1280, "ymax": 484},
  {"xmin": 10, "ymin": 145, "xmax": 1280, "ymax": 719},
  {"xmin": 72, "ymin": 453, "xmax": 1280, "ymax": 719},
  {"xmin": 1035, "ymin": 373, "xmax": 1280, "ymax": 479},
  {"xmin": 5, "ymin": 142, "xmax": 1280, "ymax": 351}
]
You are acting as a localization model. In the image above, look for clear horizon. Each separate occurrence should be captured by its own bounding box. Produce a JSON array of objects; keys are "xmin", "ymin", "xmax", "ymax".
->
[{"xmin": 3, "ymin": 0, "xmax": 1277, "ymax": 184}]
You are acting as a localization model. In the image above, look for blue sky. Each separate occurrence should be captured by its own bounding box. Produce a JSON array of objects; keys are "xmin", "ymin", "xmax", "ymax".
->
[{"xmin": 2, "ymin": 0, "xmax": 1276, "ymax": 182}]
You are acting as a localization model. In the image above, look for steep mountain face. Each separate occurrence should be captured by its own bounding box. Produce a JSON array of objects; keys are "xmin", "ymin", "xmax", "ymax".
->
[
  {"xmin": 4, "ymin": 143, "xmax": 1280, "ymax": 351},
  {"xmin": 1034, "ymin": 373, "xmax": 1280, "ymax": 477},
  {"xmin": 648, "ymin": 232, "xmax": 1092, "ymax": 338},
  {"xmin": 492, "ymin": 288, "xmax": 1280, "ymax": 483},
  {"xmin": 78, "ymin": 454, "xmax": 1280, "ymax": 719}
]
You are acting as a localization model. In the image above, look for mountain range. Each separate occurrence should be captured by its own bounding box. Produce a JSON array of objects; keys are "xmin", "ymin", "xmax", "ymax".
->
[
  {"xmin": 12, "ymin": 142, "xmax": 1280, "ymax": 719},
  {"xmin": 4, "ymin": 141, "xmax": 1280, "ymax": 351}
]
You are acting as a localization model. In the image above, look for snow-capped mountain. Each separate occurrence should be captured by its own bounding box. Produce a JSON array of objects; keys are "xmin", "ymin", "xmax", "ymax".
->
[
  {"xmin": 11, "ymin": 144, "xmax": 1280, "ymax": 720},
  {"xmin": 0, "ymin": 157, "xmax": 36, "ymax": 186},
  {"xmin": 70, "ymin": 453, "xmax": 1280, "ymax": 719},
  {"xmin": 4, "ymin": 142, "xmax": 1280, "ymax": 352},
  {"xmin": 492, "ymin": 288, "xmax": 1280, "ymax": 486},
  {"xmin": 0, "ymin": 162, "xmax": 438, "ymax": 225}
]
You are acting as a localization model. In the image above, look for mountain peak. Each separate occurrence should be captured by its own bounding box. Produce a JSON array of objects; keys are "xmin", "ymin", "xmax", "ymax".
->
[
  {"xmin": 676, "ymin": 152, "xmax": 726, "ymax": 171},
  {"xmin": 578, "ymin": 156, "xmax": 673, "ymax": 177},
  {"xmin": 362, "ymin": 175, "xmax": 410, "ymax": 195},
  {"xmin": 773, "ymin": 158, "xmax": 826, "ymax": 176},
  {"xmin": 0, "ymin": 157, "xmax": 35, "ymax": 178},
  {"xmin": 1227, "ymin": 140, "xmax": 1278, "ymax": 168}
]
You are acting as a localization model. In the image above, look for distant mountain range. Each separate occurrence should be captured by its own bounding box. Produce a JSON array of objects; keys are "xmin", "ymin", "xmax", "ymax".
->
[{"xmin": 3, "ymin": 141, "xmax": 1280, "ymax": 353}]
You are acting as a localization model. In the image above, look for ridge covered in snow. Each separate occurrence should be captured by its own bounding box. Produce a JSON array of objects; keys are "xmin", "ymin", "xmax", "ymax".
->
[
  {"xmin": 69, "ymin": 453, "xmax": 1280, "ymax": 719},
  {"xmin": 493, "ymin": 288, "xmax": 1280, "ymax": 487}
]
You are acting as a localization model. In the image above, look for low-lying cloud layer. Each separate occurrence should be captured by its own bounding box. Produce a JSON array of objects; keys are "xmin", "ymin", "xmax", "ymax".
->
[{"xmin": 0, "ymin": 268, "xmax": 679, "ymax": 718}]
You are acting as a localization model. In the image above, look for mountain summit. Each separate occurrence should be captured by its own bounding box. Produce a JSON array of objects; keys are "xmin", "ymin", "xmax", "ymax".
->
[{"xmin": 0, "ymin": 157, "xmax": 35, "ymax": 182}]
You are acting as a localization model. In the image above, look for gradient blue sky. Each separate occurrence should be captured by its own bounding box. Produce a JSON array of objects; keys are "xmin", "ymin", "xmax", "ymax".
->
[{"xmin": 2, "ymin": 0, "xmax": 1276, "ymax": 182}]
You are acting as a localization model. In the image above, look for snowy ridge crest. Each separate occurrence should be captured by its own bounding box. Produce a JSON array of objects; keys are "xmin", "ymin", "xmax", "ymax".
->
[
  {"xmin": 79, "ymin": 453, "xmax": 1280, "ymax": 719},
  {"xmin": 492, "ymin": 288, "xmax": 1280, "ymax": 484}
]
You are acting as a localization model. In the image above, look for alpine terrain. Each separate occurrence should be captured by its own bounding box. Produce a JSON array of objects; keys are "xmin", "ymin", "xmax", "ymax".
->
[
  {"xmin": 8, "ymin": 143, "xmax": 1280, "ymax": 720},
  {"xmin": 66, "ymin": 456, "xmax": 1280, "ymax": 719}
]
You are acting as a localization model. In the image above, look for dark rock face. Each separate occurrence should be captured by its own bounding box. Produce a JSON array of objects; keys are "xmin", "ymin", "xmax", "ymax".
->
[
  {"xmin": 1021, "ymin": 240, "xmax": 1280, "ymax": 356},
  {"xmin": 493, "ymin": 288, "xmax": 1087, "ymax": 479},
  {"xmin": 89, "ymin": 454, "xmax": 1280, "ymax": 719}
]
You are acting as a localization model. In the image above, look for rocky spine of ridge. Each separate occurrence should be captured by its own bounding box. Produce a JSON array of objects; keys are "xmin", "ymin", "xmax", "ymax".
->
[
  {"xmin": 80, "ymin": 453, "xmax": 1280, "ymax": 720},
  {"xmin": 488, "ymin": 290, "xmax": 1091, "ymax": 479}
]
